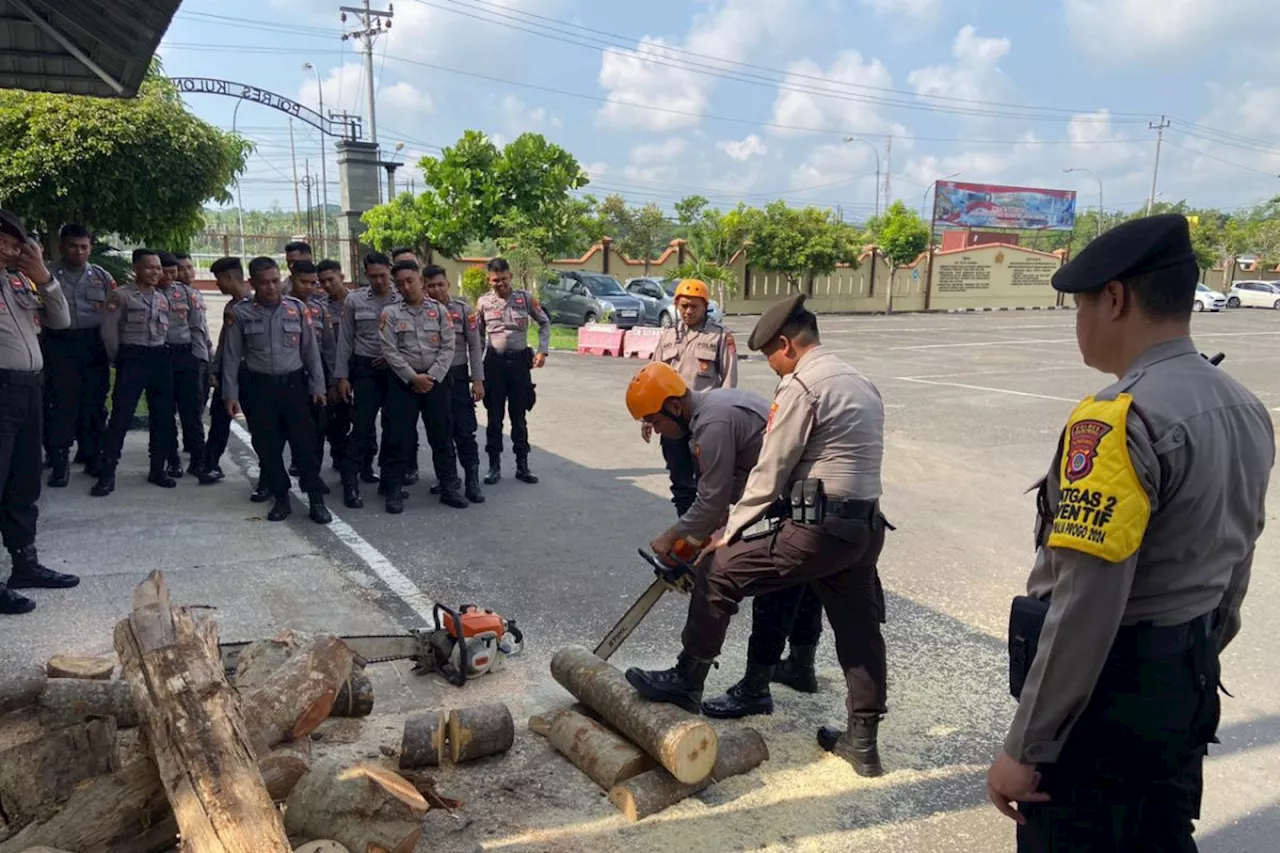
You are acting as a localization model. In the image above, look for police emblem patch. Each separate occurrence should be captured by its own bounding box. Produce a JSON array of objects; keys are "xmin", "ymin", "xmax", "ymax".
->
[{"xmin": 1064, "ymin": 419, "xmax": 1112, "ymax": 483}]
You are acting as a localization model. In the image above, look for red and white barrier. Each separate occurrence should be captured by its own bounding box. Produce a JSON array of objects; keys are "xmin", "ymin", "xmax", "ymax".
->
[
  {"xmin": 577, "ymin": 323, "xmax": 626, "ymax": 357},
  {"xmin": 622, "ymin": 326, "xmax": 662, "ymax": 359}
]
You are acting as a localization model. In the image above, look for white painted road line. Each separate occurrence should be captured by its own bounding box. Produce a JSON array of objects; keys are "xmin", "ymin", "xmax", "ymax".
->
[
  {"xmin": 228, "ymin": 421, "xmax": 438, "ymax": 624},
  {"xmin": 890, "ymin": 338, "xmax": 1077, "ymax": 351},
  {"xmin": 896, "ymin": 376, "xmax": 1078, "ymax": 402}
]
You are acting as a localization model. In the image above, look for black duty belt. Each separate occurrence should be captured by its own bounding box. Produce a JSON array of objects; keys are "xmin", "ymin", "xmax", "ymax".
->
[
  {"xmin": 44, "ymin": 327, "xmax": 101, "ymax": 339},
  {"xmin": 245, "ymin": 369, "xmax": 306, "ymax": 387},
  {"xmin": 352, "ymin": 355, "xmax": 385, "ymax": 368},
  {"xmin": 486, "ymin": 348, "xmax": 530, "ymax": 361},
  {"xmin": 0, "ymin": 367, "xmax": 42, "ymax": 386},
  {"xmin": 825, "ymin": 497, "xmax": 879, "ymax": 521},
  {"xmin": 1112, "ymin": 612, "xmax": 1211, "ymax": 659}
]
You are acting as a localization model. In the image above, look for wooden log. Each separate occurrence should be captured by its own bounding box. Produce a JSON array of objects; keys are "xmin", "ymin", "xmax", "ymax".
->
[
  {"xmin": 0, "ymin": 718, "xmax": 119, "ymax": 830},
  {"xmin": 550, "ymin": 646, "xmax": 717, "ymax": 785},
  {"xmin": 45, "ymin": 655, "xmax": 115, "ymax": 681},
  {"xmin": 15, "ymin": 847, "xmax": 77, "ymax": 852},
  {"xmin": 399, "ymin": 710, "xmax": 446, "ymax": 769},
  {"xmin": 545, "ymin": 708, "xmax": 656, "ymax": 792},
  {"xmin": 608, "ymin": 727, "xmax": 769, "ymax": 822},
  {"xmin": 293, "ymin": 841, "xmax": 351, "ymax": 853},
  {"xmin": 0, "ymin": 664, "xmax": 45, "ymax": 714},
  {"xmin": 240, "ymin": 633, "xmax": 354, "ymax": 754},
  {"xmin": 284, "ymin": 758, "xmax": 428, "ymax": 853},
  {"xmin": 527, "ymin": 714, "xmax": 552, "ymax": 736},
  {"xmin": 37, "ymin": 678, "xmax": 137, "ymax": 729},
  {"xmin": 258, "ymin": 738, "xmax": 312, "ymax": 802},
  {"xmin": 448, "ymin": 703, "xmax": 515, "ymax": 764},
  {"xmin": 234, "ymin": 630, "xmax": 372, "ymax": 718},
  {"xmin": 330, "ymin": 667, "xmax": 374, "ymax": 718},
  {"xmin": 112, "ymin": 570, "xmax": 292, "ymax": 853}
]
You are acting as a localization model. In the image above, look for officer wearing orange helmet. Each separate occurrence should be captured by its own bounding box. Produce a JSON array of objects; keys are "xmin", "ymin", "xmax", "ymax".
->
[{"xmin": 643, "ymin": 279, "xmax": 737, "ymax": 518}]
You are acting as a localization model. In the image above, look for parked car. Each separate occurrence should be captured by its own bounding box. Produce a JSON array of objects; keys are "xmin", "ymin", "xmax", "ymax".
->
[
  {"xmin": 1226, "ymin": 280, "xmax": 1280, "ymax": 309},
  {"xmin": 641, "ymin": 277, "xmax": 726, "ymax": 325},
  {"xmin": 625, "ymin": 276, "xmax": 677, "ymax": 327},
  {"xmin": 541, "ymin": 271, "xmax": 645, "ymax": 329},
  {"xmin": 1194, "ymin": 283, "xmax": 1227, "ymax": 312}
]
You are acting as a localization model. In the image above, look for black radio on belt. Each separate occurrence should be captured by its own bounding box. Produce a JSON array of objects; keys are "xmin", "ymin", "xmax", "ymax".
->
[{"xmin": 790, "ymin": 478, "xmax": 826, "ymax": 524}]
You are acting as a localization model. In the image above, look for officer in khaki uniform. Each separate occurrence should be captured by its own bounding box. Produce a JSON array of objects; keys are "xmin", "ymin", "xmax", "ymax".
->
[
  {"xmin": 155, "ymin": 251, "xmax": 210, "ymax": 479},
  {"xmin": 317, "ymin": 259, "xmax": 352, "ymax": 472},
  {"xmin": 425, "ymin": 264, "xmax": 486, "ymax": 504},
  {"xmin": 378, "ymin": 260, "xmax": 462, "ymax": 513},
  {"xmin": 987, "ymin": 215, "xmax": 1275, "ymax": 852},
  {"xmin": 0, "ymin": 210, "xmax": 79, "ymax": 615},
  {"xmin": 198, "ymin": 257, "xmax": 251, "ymax": 485},
  {"xmin": 627, "ymin": 293, "xmax": 892, "ymax": 778}
]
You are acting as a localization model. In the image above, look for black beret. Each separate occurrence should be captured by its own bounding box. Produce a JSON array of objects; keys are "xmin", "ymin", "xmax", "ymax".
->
[
  {"xmin": 0, "ymin": 210, "xmax": 29, "ymax": 243},
  {"xmin": 1052, "ymin": 213, "xmax": 1198, "ymax": 294},
  {"xmin": 157, "ymin": 251, "xmax": 179, "ymax": 267},
  {"xmin": 748, "ymin": 292, "xmax": 809, "ymax": 350}
]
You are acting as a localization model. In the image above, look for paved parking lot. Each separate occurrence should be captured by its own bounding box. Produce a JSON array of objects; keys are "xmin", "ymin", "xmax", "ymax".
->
[{"xmin": 3, "ymin": 306, "xmax": 1277, "ymax": 852}]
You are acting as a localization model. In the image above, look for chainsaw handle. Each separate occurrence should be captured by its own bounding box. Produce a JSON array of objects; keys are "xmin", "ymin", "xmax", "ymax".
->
[
  {"xmin": 432, "ymin": 603, "xmax": 469, "ymax": 688},
  {"xmin": 637, "ymin": 548, "xmax": 693, "ymax": 586}
]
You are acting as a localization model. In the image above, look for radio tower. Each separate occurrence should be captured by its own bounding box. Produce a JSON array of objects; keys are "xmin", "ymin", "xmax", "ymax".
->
[{"xmin": 340, "ymin": 0, "xmax": 394, "ymax": 145}]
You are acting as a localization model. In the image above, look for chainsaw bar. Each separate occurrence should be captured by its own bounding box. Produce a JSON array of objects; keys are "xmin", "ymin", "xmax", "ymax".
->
[{"xmin": 219, "ymin": 633, "xmax": 426, "ymax": 673}]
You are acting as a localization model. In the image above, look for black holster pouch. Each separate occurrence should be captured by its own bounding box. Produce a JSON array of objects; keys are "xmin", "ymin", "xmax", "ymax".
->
[
  {"xmin": 1008, "ymin": 595, "xmax": 1050, "ymax": 700},
  {"xmin": 523, "ymin": 349, "xmax": 537, "ymax": 411},
  {"xmin": 790, "ymin": 479, "xmax": 825, "ymax": 524}
]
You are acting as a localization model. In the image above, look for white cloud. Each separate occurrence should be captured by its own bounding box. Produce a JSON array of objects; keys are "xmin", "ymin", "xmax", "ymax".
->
[
  {"xmin": 624, "ymin": 138, "xmax": 688, "ymax": 183},
  {"xmin": 907, "ymin": 25, "xmax": 1011, "ymax": 103},
  {"xmin": 862, "ymin": 0, "xmax": 940, "ymax": 20},
  {"xmin": 1062, "ymin": 0, "xmax": 1275, "ymax": 58},
  {"xmin": 770, "ymin": 50, "xmax": 900, "ymax": 138},
  {"xmin": 717, "ymin": 134, "xmax": 768, "ymax": 162},
  {"xmin": 500, "ymin": 93, "xmax": 565, "ymax": 135},
  {"xmin": 295, "ymin": 63, "xmax": 432, "ymax": 119},
  {"xmin": 380, "ymin": 81, "xmax": 435, "ymax": 116}
]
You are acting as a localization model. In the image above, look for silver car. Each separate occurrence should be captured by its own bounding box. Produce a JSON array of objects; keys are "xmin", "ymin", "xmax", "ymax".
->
[
  {"xmin": 625, "ymin": 276, "xmax": 725, "ymax": 326},
  {"xmin": 1194, "ymin": 283, "xmax": 1226, "ymax": 313}
]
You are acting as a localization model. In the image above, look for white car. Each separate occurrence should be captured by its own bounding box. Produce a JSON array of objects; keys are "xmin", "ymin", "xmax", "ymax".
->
[
  {"xmin": 1194, "ymin": 283, "xmax": 1226, "ymax": 312},
  {"xmin": 1227, "ymin": 280, "xmax": 1280, "ymax": 309}
]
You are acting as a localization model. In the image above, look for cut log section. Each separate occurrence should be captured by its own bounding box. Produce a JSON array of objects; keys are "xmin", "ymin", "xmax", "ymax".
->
[
  {"xmin": 0, "ymin": 663, "xmax": 46, "ymax": 714},
  {"xmin": 112, "ymin": 570, "xmax": 292, "ymax": 853},
  {"xmin": 399, "ymin": 710, "xmax": 446, "ymax": 769},
  {"xmin": 258, "ymin": 738, "xmax": 312, "ymax": 802},
  {"xmin": 608, "ymin": 727, "xmax": 769, "ymax": 821},
  {"xmin": 0, "ymin": 718, "xmax": 119, "ymax": 829},
  {"xmin": 240, "ymin": 633, "xmax": 354, "ymax": 754},
  {"xmin": 37, "ymin": 678, "xmax": 137, "ymax": 729},
  {"xmin": 330, "ymin": 667, "xmax": 375, "ymax": 718},
  {"xmin": 527, "ymin": 714, "xmax": 552, "ymax": 737},
  {"xmin": 45, "ymin": 655, "xmax": 115, "ymax": 680},
  {"xmin": 448, "ymin": 703, "xmax": 515, "ymax": 764},
  {"xmin": 546, "ymin": 708, "xmax": 656, "ymax": 792},
  {"xmin": 230, "ymin": 629, "xmax": 307, "ymax": 690},
  {"xmin": 293, "ymin": 842, "xmax": 352, "ymax": 853},
  {"xmin": 550, "ymin": 646, "xmax": 717, "ymax": 785},
  {"xmin": 284, "ymin": 758, "xmax": 428, "ymax": 853}
]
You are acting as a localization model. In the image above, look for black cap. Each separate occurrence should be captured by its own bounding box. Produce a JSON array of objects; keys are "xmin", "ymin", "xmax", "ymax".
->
[
  {"xmin": 748, "ymin": 292, "xmax": 808, "ymax": 351},
  {"xmin": 0, "ymin": 210, "xmax": 29, "ymax": 243},
  {"xmin": 157, "ymin": 251, "xmax": 178, "ymax": 267},
  {"xmin": 1052, "ymin": 213, "xmax": 1197, "ymax": 294}
]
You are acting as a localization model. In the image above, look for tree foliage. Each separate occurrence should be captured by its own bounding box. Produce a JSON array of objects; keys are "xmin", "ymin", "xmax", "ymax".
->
[
  {"xmin": 0, "ymin": 63, "xmax": 250, "ymax": 249},
  {"xmin": 740, "ymin": 201, "xmax": 860, "ymax": 287},
  {"xmin": 865, "ymin": 201, "xmax": 930, "ymax": 269},
  {"xmin": 591, "ymin": 194, "xmax": 676, "ymax": 269}
]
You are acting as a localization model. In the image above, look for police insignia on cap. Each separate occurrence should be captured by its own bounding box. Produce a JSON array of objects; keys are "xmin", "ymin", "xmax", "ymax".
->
[{"xmin": 1064, "ymin": 419, "xmax": 1111, "ymax": 483}]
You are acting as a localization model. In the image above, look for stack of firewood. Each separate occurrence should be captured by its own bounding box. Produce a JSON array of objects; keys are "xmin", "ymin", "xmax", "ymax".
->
[
  {"xmin": 537, "ymin": 647, "xmax": 770, "ymax": 821},
  {"xmin": 0, "ymin": 571, "xmax": 502, "ymax": 853}
]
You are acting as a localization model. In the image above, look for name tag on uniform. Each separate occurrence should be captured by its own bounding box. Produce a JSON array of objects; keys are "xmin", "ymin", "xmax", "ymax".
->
[
  {"xmin": 427, "ymin": 309, "xmax": 438, "ymax": 319},
  {"xmin": 398, "ymin": 321, "xmax": 409, "ymax": 331},
  {"xmin": 430, "ymin": 333, "xmax": 441, "ymax": 345},
  {"xmin": 514, "ymin": 296, "xmax": 526, "ymax": 307},
  {"xmin": 449, "ymin": 311, "xmax": 461, "ymax": 324}
]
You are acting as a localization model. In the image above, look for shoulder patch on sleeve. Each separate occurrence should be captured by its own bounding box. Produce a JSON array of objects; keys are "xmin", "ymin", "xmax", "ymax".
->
[{"xmin": 1047, "ymin": 393, "xmax": 1151, "ymax": 563}]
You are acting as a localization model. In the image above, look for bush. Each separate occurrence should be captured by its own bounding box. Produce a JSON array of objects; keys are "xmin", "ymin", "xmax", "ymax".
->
[{"xmin": 460, "ymin": 265, "xmax": 488, "ymax": 302}]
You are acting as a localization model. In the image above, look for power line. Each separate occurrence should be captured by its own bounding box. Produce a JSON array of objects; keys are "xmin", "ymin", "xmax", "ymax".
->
[{"xmin": 1162, "ymin": 140, "xmax": 1280, "ymax": 178}]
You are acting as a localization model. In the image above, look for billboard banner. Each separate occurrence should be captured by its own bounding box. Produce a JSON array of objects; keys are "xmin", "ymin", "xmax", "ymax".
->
[{"xmin": 934, "ymin": 181, "xmax": 1077, "ymax": 231}]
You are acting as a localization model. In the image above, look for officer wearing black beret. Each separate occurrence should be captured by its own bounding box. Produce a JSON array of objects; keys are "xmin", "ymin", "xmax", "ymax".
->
[
  {"xmin": 627, "ymin": 291, "xmax": 895, "ymax": 778},
  {"xmin": 987, "ymin": 214, "xmax": 1275, "ymax": 851}
]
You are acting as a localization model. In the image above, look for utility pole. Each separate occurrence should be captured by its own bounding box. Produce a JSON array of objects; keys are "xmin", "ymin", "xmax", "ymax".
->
[
  {"xmin": 1146, "ymin": 115, "xmax": 1170, "ymax": 216},
  {"xmin": 302, "ymin": 163, "xmax": 316, "ymax": 243},
  {"xmin": 883, "ymin": 136, "xmax": 893, "ymax": 215},
  {"xmin": 340, "ymin": 0, "xmax": 393, "ymax": 147},
  {"xmin": 303, "ymin": 62, "xmax": 330, "ymax": 258},
  {"xmin": 289, "ymin": 119, "xmax": 302, "ymax": 230}
]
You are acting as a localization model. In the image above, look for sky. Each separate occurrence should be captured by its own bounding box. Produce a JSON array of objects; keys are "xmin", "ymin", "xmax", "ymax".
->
[{"xmin": 155, "ymin": 0, "xmax": 1280, "ymax": 225}]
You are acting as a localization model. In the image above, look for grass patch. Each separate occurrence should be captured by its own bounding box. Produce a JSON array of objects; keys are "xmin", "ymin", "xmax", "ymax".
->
[{"xmin": 528, "ymin": 324, "xmax": 581, "ymax": 352}]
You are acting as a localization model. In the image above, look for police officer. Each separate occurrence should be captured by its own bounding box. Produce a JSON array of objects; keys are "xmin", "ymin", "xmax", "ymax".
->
[
  {"xmin": 198, "ymin": 256, "xmax": 251, "ymax": 485},
  {"xmin": 175, "ymin": 252, "xmax": 211, "ymax": 416},
  {"xmin": 281, "ymin": 240, "xmax": 312, "ymax": 297},
  {"xmin": 42, "ymin": 224, "xmax": 114, "ymax": 486},
  {"xmin": 0, "ymin": 211, "xmax": 78, "ymax": 615},
  {"xmin": 317, "ymin": 259, "xmax": 352, "ymax": 471},
  {"xmin": 476, "ymin": 257, "xmax": 550, "ymax": 485},
  {"xmin": 92, "ymin": 249, "xmax": 180, "ymax": 496},
  {"xmin": 646, "ymin": 279, "xmax": 737, "ymax": 516},
  {"xmin": 424, "ymin": 264, "xmax": 485, "ymax": 503},
  {"xmin": 388, "ymin": 255, "xmax": 421, "ymax": 486},
  {"xmin": 287, "ymin": 260, "xmax": 326, "ymax": 478},
  {"xmin": 156, "ymin": 251, "xmax": 210, "ymax": 479},
  {"xmin": 986, "ymin": 215, "xmax": 1275, "ymax": 851},
  {"xmin": 335, "ymin": 252, "xmax": 400, "ymax": 508},
  {"xmin": 221, "ymin": 257, "xmax": 332, "ymax": 525},
  {"xmin": 626, "ymin": 293, "xmax": 892, "ymax": 778},
  {"xmin": 378, "ymin": 260, "xmax": 464, "ymax": 512}
]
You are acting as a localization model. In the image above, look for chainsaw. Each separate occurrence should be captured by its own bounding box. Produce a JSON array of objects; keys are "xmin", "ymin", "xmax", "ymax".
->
[
  {"xmin": 219, "ymin": 603, "xmax": 524, "ymax": 688},
  {"xmin": 593, "ymin": 548, "xmax": 696, "ymax": 661}
]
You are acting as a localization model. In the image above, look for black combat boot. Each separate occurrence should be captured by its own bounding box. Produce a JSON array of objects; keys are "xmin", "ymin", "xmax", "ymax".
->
[
  {"xmin": 7, "ymin": 545, "xmax": 80, "ymax": 590},
  {"xmin": 84, "ymin": 455, "xmax": 102, "ymax": 478},
  {"xmin": 90, "ymin": 461, "xmax": 117, "ymax": 497},
  {"xmin": 187, "ymin": 456, "xmax": 203, "ymax": 478},
  {"xmin": 429, "ymin": 482, "xmax": 441, "ymax": 495},
  {"xmin": 515, "ymin": 453, "xmax": 538, "ymax": 484},
  {"xmin": 701, "ymin": 663, "xmax": 775, "ymax": 719},
  {"xmin": 267, "ymin": 492, "xmax": 293, "ymax": 522},
  {"xmin": 403, "ymin": 464, "xmax": 419, "ymax": 486},
  {"xmin": 47, "ymin": 449, "xmax": 70, "ymax": 488},
  {"xmin": 817, "ymin": 714, "xmax": 884, "ymax": 778},
  {"xmin": 625, "ymin": 653, "xmax": 715, "ymax": 715},
  {"xmin": 196, "ymin": 464, "xmax": 224, "ymax": 485},
  {"xmin": 0, "ymin": 582, "xmax": 35, "ymax": 614},
  {"xmin": 439, "ymin": 478, "xmax": 468, "ymax": 509},
  {"xmin": 165, "ymin": 454, "xmax": 183, "ymax": 479},
  {"xmin": 464, "ymin": 466, "xmax": 485, "ymax": 504},
  {"xmin": 384, "ymin": 478, "xmax": 405, "ymax": 514},
  {"xmin": 308, "ymin": 493, "xmax": 332, "ymax": 524},
  {"xmin": 772, "ymin": 644, "xmax": 819, "ymax": 693},
  {"xmin": 250, "ymin": 480, "xmax": 271, "ymax": 502},
  {"xmin": 287, "ymin": 459, "xmax": 300, "ymax": 477},
  {"xmin": 484, "ymin": 452, "xmax": 502, "ymax": 485},
  {"xmin": 343, "ymin": 480, "xmax": 364, "ymax": 509},
  {"xmin": 360, "ymin": 463, "xmax": 380, "ymax": 484},
  {"xmin": 147, "ymin": 463, "xmax": 177, "ymax": 489},
  {"xmin": 72, "ymin": 447, "xmax": 88, "ymax": 465}
]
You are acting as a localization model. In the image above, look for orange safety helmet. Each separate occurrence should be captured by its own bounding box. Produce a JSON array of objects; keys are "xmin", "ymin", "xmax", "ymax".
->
[
  {"xmin": 626, "ymin": 362, "xmax": 688, "ymax": 421},
  {"xmin": 673, "ymin": 279, "xmax": 711, "ymax": 302}
]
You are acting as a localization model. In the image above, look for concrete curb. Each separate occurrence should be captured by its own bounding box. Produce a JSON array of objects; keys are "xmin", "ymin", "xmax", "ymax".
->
[{"xmin": 943, "ymin": 305, "xmax": 1074, "ymax": 313}]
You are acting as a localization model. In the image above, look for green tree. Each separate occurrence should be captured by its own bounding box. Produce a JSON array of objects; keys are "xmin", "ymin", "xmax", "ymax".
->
[
  {"xmin": 0, "ymin": 63, "xmax": 250, "ymax": 249},
  {"xmin": 460, "ymin": 265, "xmax": 489, "ymax": 302},
  {"xmin": 742, "ymin": 201, "xmax": 860, "ymax": 290},
  {"xmin": 866, "ymin": 201, "xmax": 930, "ymax": 271}
]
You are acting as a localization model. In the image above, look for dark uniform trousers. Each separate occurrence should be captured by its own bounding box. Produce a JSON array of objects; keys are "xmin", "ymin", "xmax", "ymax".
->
[
  {"xmin": 662, "ymin": 435, "xmax": 699, "ymax": 516},
  {"xmin": 483, "ymin": 349, "xmax": 533, "ymax": 457},
  {"xmin": 685, "ymin": 514, "xmax": 888, "ymax": 717},
  {"xmin": 41, "ymin": 328, "xmax": 109, "ymax": 461},
  {"xmin": 151, "ymin": 345, "xmax": 204, "ymax": 464},
  {"xmin": 384, "ymin": 377, "xmax": 456, "ymax": 487},
  {"xmin": 203, "ymin": 365, "xmax": 247, "ymax": 472},
  {"xmin": 747, "ymin": 583, "xmax": 825, "ymax": 664},
  {"xmin": 325, "ymin": 398, "xmax": 352, "ymax": 469},
  {"xmin": 241, "ymin": 369, "xmax": 327, "ymax": 498},
  {"xmin": 447, "ymin": 363, "xmax": 480, "ymax": 469},
  {"xmin": 1017, "ymin": 615, "xmax": 1220, "ymax": 853},
  {"xmin": 344, "ymin": 357, "xmax": 391, "ymax": 480},
  {"xmin": 101, "ymin": 345, "xmax": 176, "ymax": 469},
  {"xmin": 0, "ymin": 370, "xmax": 43, "ymax": 551}
]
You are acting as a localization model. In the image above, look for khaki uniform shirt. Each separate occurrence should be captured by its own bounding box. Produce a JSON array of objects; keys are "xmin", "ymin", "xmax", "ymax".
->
[
  {"xmin": 221, "ymin": 296, "xmax": 326, "ymax": 400},
  {"xmin": 305, "ymin": 293, "xmax": 338, "ymax": 381},
  {"xmin": 159, "ymin": 282, "xmax": 211, "ymax": 361},
  {"xmin": 672, "ymin": 388, "xmax": 771, "ymax": 542},
  {"xmin": 101, "ymin": 285, "xmax": 170, "ymax": 363},
  {"xmin": 52, "ymin": 262, "xmax": 115, "ymax": 330},
  {"xmin": 723, "ymin": 346, "xmax": 885, "ymax": 541},
  {"xmin": 1005, "ymin": 337, "xmax": 1275, "ymax": 765},
  {"xmin": 446, "ymin": 297, "xmax": 485, "ymax": 381},
  {"xmin": 378, "ymin": 299, "xmax": 455, "ymax": 385},
  {"xmin": 476, "ymin": 289, "xmax": 550, "ymax": 355},
  {"xmin": 335, "ymin": 287, "xmax": 399, "ymax": 379},
  {"xmin": 0, "ymin": 270, "xmax": 70, "ymax": 371},
  {"xmin": 652, "ymin": 319, "xmax": 738, "ymax": 391},
  {"xmin": 209, "ymin": 295, "xmax": 251, "ymax": 379}
]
